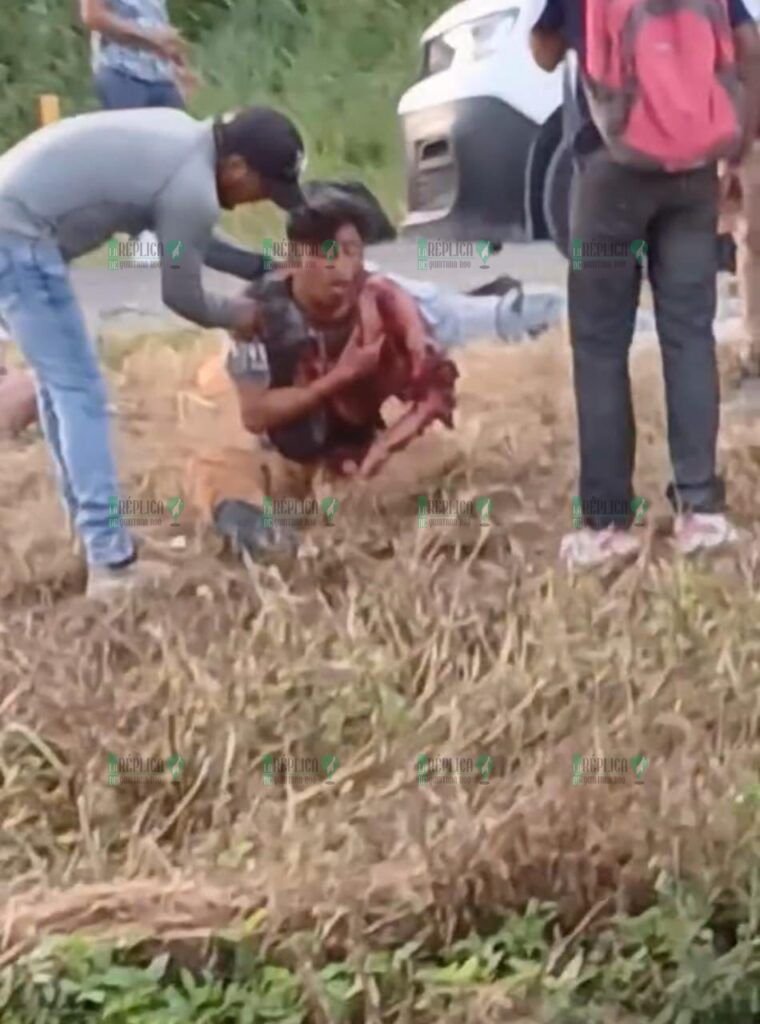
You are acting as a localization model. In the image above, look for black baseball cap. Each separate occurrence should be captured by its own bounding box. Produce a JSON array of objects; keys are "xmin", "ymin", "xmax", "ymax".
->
[{"xmin": 213, "ymin": 106, "xmax": 307, "ymax": 211}]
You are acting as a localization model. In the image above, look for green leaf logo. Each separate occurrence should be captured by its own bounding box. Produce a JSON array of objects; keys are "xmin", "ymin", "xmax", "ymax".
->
[
  {"xmin": 571, "ymin": 754, "xmax": 583, "ymax": 785},
  {"xmin": 476, "ymin": 754, "xmax": 494, "ymax": 782},
  {"xmin": 166, "ymin": 753, "xmax": 184, "ymax": 781},
  {"xmin": 321, "ymin": 239, "xmax": 338, "ymax": 261},
  {"xmin": 571, "ymin": 496, "xmax": 583, "ymax": 529},
  {"xmin": 631, "ymin": 496, "xmax": 648, "ymax": 526},
  {"xmin": 630, "ymin": 239, "xmax": 648, "ymax": 265},
  {"xmin": 321, "ymin": 496, "xmax": 339, "ymax": 524},
  {"xmin": 167, "ymin": 240, "xmax": 184, "ymax": 266},
  {"xmin": 262, "ymin": 753, "xmax": 274, "ymax": 785},
  {"xmin": 474, "ymin": 496, "xmax": 491, "ymax": 526},
  {"xmin": 322, "ymin": 754, "xmax": 339, "ymax": 781},
  {"xmin": 475, "ymin": 240, "xmax": 492, "ymax": 267},
  {"xmin": 167, "ymin": 496, "xmax": 184, "ymax": 520},
  {"xmin": 417, "ymin": 754, "xmax": 429, "ymax": 783},
  {"xmin": 630, "ymin": 754, "xmax": 649, "ymax": 783}
]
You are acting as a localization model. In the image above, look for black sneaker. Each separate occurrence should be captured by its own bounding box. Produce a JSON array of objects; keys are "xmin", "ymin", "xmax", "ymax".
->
[{"xmin": 213, "ymin": 500, "xmax": 299, "ymax": 560}]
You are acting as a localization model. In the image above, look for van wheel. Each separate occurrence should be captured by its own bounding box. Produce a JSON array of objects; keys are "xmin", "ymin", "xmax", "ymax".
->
[
  {"xmin": 527, "ymin": 109, "xmax": 563, "ymax": 240},
  {"xmin": 543, "ymin": 138, "xmax": 574, "ymax": 258}
]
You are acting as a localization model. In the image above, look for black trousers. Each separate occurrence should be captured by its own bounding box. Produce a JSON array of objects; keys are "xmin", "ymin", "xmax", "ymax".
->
[{"xmin": 568, "ymin": 148, "xmax": 725, "ymax": 529}]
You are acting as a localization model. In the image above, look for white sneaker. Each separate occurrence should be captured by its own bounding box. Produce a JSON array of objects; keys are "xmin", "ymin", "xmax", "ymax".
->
[
  {"xmin": 673, "ymin": 513, "xmax": 739, "ymax": 555},
  {"xmin": 560, "ymin": 526, "xmax": 641, "ymax": 569},
  {"xmin": 86, "ymin": 558, "xmax": 172, "ymax": 600}
]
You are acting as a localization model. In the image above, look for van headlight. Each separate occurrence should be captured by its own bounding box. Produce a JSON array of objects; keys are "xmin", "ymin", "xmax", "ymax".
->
[
  {"xmin": 466, "ymin": 10, "xmax": 519, "ymax": 60},
  {"xmin": 420, "ymin": 9, "xmax": 519, "ymax": 79}
]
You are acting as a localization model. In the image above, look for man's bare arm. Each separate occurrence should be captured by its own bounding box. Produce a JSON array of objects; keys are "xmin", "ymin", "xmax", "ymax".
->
[
  {"xmin": 236, "ymin": 323, "xmax": 385, "ymax": 434},
  {"xmin": 735, "ymin": 22, "xmax": 760, "ymax": 161},
  {"xmin": 529, "ymin": 28, "xmax": 567, "ymax": 71},
  {"xmin": 79, "ymin": 0, "xmax": 186, "ymax": 61},
  {"xmin": 234, "ymin": 374, "xmax": 337, "ymax": 435},
  {"xmin": 235, "ymin": 356, "xmax": 378, "ymax": 435}
]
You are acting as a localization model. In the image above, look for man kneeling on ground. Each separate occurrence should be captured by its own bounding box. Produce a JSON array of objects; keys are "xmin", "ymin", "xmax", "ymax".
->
[{"xmin": 188, "ymin": 193, "xmax": 458, "ymax": 557}]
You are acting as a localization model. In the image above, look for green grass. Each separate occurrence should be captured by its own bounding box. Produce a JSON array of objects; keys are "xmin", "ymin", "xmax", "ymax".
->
[
  {"xmin": 3, "ymin": 0, "xmax": 448, "ymax": 245},
  {"xmin": 181, "ymin": 0, "xmax": 451, "ymax": 246},
  {"xmin": 4, "ymin": 893, "xmax": 760, "ymax": 1023}
]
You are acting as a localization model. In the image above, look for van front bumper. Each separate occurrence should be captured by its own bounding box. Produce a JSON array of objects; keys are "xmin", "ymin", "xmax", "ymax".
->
[{"xmin": 400, "ymin": 96, "xmax": 539, "ymax": 242}]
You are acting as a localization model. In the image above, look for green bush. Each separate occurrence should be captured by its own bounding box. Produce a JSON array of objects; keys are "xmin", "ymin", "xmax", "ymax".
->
[
  {"xmin": 189, "ymin": 0, "xmax": 448, "ymax": 224},
  {"xmin": 0, "ymin": 0, "xmax": 92, "ymax": 149},
  {"xmin": 3, "ymin": 895, "xmax": 760, "ymax": 1023},
  {"xmin": 1, "ymin": 0, "xmax": 448, "ymax": 223}
]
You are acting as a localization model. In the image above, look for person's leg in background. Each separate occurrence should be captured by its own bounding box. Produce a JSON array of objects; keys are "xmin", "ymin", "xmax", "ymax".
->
[
  {"xmin": 94, "ymin": 65, "xmax": 184, "ymax": 112},
  {"xmin": 93, "ymin": 66, "xmax": 152, "ymax": 110},
  {"xmin": 0, "ymin": 366, "xmax": 38, "ymax": 436},
  {"xmin": 146, "ymin": 77, "xmax": 185, "ymax": 109},
  {"xmin": 385, "ymin": 272, "xmax": 564, "ymax": 346},
  {"xmin": 739, "ymin": 141, "xmax": 760, "ymax": 366},
  {"xmin": 560, "ymin": 149, "xmax": 650, "ymax": 566},
  {"xmin": 648, "ymin": 166, "xmax": 736, "ymax": 553}
]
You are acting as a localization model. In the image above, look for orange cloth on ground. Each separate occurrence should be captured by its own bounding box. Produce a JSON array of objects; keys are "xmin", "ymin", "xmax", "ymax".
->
[{"xmin": 188, "ymin": 353, "xmax": 330, "ymax": 521}]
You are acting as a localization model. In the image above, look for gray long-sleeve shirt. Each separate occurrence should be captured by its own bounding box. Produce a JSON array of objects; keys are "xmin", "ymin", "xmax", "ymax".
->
[{"xmin": 0, "ymin": 108, "xmax": 265, "ymax": 328}]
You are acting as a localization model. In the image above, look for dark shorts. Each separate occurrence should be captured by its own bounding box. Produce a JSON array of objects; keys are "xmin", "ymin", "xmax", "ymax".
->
[{"xmin": 94, "ymin": 66, "xmax": 185, "ymax": 111}]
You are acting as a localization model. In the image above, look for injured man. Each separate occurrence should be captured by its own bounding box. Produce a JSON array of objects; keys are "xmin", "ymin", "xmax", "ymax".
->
[
  {"xmin": 0, "ymin": 183, "xmax": 562, "ymax": 439},
  {"xmin": 189, "ymin": 188, "xmax": 463, "ymax": 557}
]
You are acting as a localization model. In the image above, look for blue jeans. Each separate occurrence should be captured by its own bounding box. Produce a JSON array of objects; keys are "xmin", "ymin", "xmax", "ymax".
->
[
  {"xmin": 0, "ymin": 236, "xmax": 134, "ymax": 566},
  {"xmin": 385, "ymin": 273, "xmax": 564, "ymax": 345},
  {"xmin": 94, "ymin": 66, "xmax": 184, "ymax": 110}
]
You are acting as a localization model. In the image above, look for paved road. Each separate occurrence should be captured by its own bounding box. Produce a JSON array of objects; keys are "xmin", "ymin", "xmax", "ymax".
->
[
  {"xmin": 71, "ymin": 239, "xmax": 568, "ymax": 335},
  {"xmin": 13, "ymin": 237, "xmax": 739, "ymax": 341}
]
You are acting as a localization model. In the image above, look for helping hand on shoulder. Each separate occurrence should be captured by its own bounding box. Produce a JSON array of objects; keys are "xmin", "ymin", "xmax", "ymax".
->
[{"xmin": 230, "ymin": 300, "xmax": 263, "ymax": 342}]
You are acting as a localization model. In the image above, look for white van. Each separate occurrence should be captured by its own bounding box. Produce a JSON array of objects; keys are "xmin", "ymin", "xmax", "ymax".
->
[
  {"xmin": 398, "ymin": 3, "xmax": 737, "ymax": 270},
  {"xmin": 397, "ymin": 0, "xmax": 571, "ymax": 248}
]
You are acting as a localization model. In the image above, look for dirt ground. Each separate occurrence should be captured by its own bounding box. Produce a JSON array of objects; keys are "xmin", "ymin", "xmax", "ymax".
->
[
  {"xmin": 2, "ymin": 323, "xmax": 760, "ymax": 972},
  {"xmin": 0, "ymin": 321, "xmax": 757, "ymax": 607}
]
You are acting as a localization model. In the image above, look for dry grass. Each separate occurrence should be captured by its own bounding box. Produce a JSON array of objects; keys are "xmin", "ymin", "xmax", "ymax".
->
[{"xmin": 1, "ymin": 325, "xmax": 760, "ymax": 978}]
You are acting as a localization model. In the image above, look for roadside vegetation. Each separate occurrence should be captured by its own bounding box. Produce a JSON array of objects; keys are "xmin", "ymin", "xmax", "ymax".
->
[{"xmin": 2, "ymin": 334, "xmax": 760, "ymax": 1021}]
